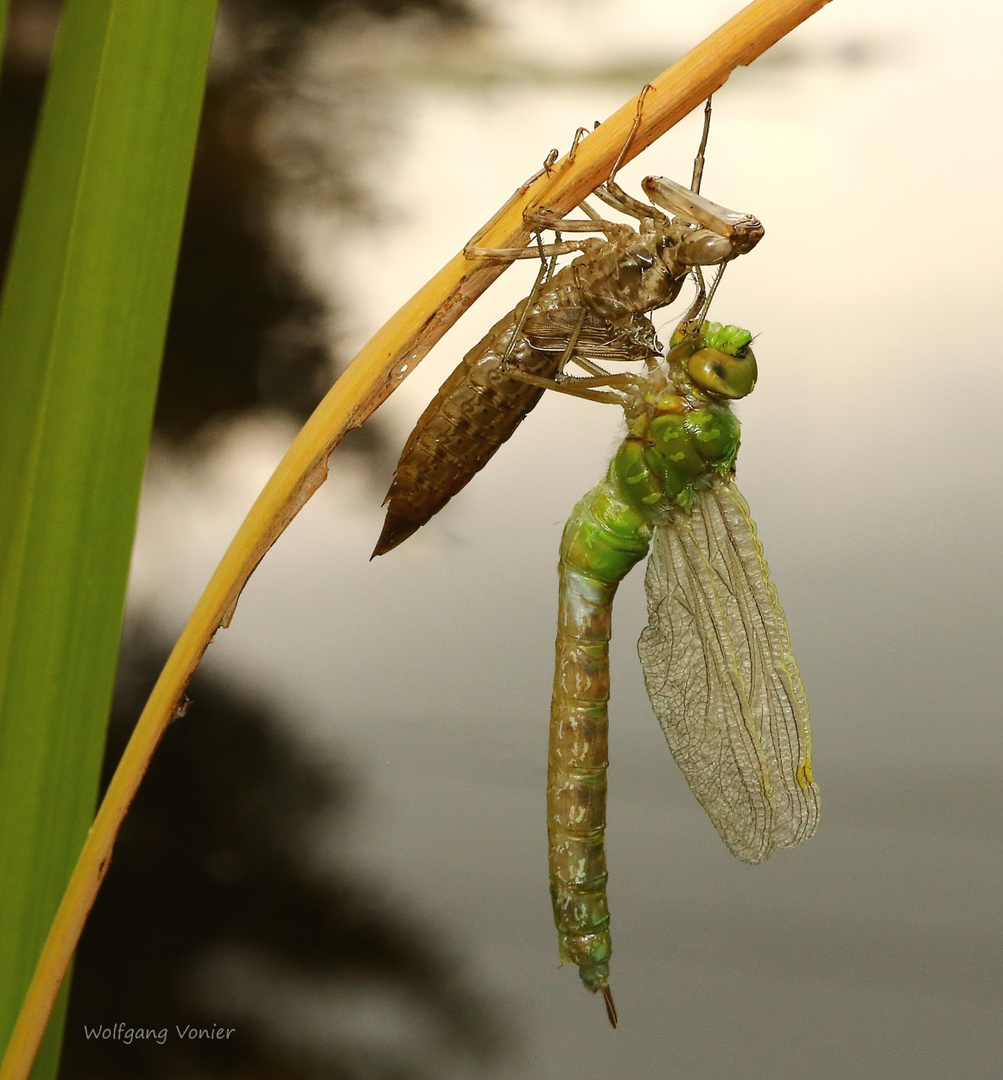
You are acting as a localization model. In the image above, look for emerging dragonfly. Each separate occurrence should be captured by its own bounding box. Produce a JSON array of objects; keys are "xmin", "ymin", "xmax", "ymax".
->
[
  {"xmin": 546, "ymin": 316, "xmax": 819, "ymax": 1026},
  {"xmin": 371, "ymin": 104, "xmax": 817, "ymax": 1024},
  {"xmin": 372, "ymin": 163, "xmax": 763, "ymax": 557}
]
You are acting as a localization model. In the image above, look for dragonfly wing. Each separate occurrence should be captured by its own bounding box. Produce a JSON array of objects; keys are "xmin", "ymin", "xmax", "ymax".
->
[{"xmin": 637, "ymin": 480, "xmax": 819, "ymax": 864}]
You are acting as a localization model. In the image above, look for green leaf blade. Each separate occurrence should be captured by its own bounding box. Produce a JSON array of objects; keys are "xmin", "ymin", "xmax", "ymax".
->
[{"xmin": 0, "ymin": 1, "xmax": 219, "ymax": 1072}]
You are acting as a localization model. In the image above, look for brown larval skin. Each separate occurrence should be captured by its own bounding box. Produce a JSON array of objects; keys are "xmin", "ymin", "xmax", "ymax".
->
[{"xmin": 372, "ymin": 217, "xmax": 704, "ymax": 557}]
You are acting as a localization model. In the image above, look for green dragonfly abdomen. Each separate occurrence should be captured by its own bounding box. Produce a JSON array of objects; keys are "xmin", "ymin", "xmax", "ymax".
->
[
  {"xmin": 549, "ymin": 479, "xmax": 648, "ymax": 998},
  {"xmin": 549, "ymin": 324, "xmax": 756, "ymax": 1008}
]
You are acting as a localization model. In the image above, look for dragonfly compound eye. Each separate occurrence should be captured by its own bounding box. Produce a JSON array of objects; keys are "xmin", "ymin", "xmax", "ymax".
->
[{"xmin": 687, "ymin": 346, "xmax": 757, "ymax": 399}]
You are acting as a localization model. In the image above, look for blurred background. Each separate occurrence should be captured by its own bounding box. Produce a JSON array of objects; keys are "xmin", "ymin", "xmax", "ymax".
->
[{"xmin": 2, "ymin": 0, "xmax": 998, "ymax": 1076}]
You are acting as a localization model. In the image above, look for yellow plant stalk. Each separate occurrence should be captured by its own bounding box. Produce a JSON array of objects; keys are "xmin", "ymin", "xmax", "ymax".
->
[{"xmin": 0, "ymin": 1, "xmax": 831, "ymax": 1076}]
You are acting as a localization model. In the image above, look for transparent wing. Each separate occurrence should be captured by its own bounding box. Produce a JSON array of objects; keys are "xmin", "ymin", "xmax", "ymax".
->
[{"xmin": 637, "ymin": 479, "xmax": 819, "ymax": 864}]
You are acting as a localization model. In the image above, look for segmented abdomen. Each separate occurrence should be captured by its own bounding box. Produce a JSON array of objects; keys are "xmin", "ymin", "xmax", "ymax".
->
[
  {"xmin": 549, "ymin": 471, "xmax": 651, "ymax": 992},
  {"xmin": 372, "ymin": 288, "xmax": 567, "ymax": 557},
  {"xmin": 372, "ymin": 234, "xmax": 674, "ymax": 557}
]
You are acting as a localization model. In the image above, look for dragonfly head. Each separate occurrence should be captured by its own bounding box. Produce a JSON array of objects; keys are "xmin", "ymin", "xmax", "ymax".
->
[
  {"xmin": 676, "ymin": 229, "xmax": 739, "ymax": 266},
  {"xmin": 681, "ymin": 322, "xmax": 757, "ymax": 400},
  {"xmin": 643, "ymin": 176, "xmax": 764, "ymax": 266}
]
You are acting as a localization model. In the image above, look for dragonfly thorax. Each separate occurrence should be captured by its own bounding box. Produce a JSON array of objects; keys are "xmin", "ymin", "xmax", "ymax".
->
[
  {"xmin": 573, "ymin": 217, "xmax": 721, "ymax": 326},
  {"xmin": 608, "ymin": 322, "xmax": 753, "ymax": 522},
  {"xmin": 614, "ymin": 392, "xmax": 741, "ymax": 524}
]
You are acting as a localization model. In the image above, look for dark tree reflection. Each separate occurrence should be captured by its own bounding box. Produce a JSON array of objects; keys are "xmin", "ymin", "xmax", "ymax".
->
[
  {"xmin": 0, "ymin": 0, "xmax": 475, "ymax": 444},
  {"xmin": 1, "ymin": 1, "xmax": 515, "ymax": 1075},
  {"xmin": 60, "ymin": 625, "xmax": 510, "ymax": 1079}
]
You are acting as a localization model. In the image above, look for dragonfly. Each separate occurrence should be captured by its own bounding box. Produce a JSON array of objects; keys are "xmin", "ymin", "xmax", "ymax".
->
[
  {"xmin": 370, "ymin": 105, "xmax": 816, "ymax": 1023},
  {"xmin": 371, "ymin": 171, "xmax": 763, "ymax": 557},
  {"xmin": 545, "ymin": 317, "xmax": 819, "ymax": 1027}
]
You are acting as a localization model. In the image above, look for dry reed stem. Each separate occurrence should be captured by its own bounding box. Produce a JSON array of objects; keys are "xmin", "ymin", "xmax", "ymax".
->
[{"xmin": 0, "ymin": 2, "xmax": 832, "ymax": 1077}]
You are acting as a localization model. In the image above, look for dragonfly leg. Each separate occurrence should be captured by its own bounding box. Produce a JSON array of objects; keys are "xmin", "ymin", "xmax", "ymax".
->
[
  {"xmin": 674, "ymin": 262, "xmax": 727, "ymax": 344},
  {"xmin": 566, "ymin": 354, "xmax": 649, "ymax": 396},
  {"xmin": 568, "ymin": 372, "xmax": 642, "ymax": 393},
  {"xmin": 673, "ymin": 269, "xmax": 710, "ymax": 339},
  {"xmin": 690, "ymin": 95, "xmax": 713, "ymax": 195},
  {"xmin": 548, "ymin": 306, "xmax": 589, "ymax": 375},
  {"xmin": 567, "ymin": 125, "xmax": 591, "ymax": 165},
  {"xmin": 496, "ymin": 251, "xmax": 554, "ymax": 368},
  {"xmin": 525, "ymin": 207, "xmax": 632, "ymax": 238},
  {"xmin": 568, "ymin": 353, "xmax": 609, "ymax": 378},
  {"xmin": 590, "ymin": 95, "xmax": 712, "ymax": 224},
  {"xmin": 465, "ymin": 206, "xmax": 635, "ymax": 257},
  {"xmin": 575, "ymin": 199, "xmax": 632, "ymax": 242},
  {"xmin": 607, "ymin": 81, "xmax": 653, "ymax": 181},
  {"xmin": 504, "ymin": 366, "xmax": 625, "ymax": 405},
  {"xmin": 464, "ymin": 238, "xmax": 590, "ymax": 261},
  {"xmin": 593, "ymin": 179, "xmax": 665, "ymax": 223}
]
